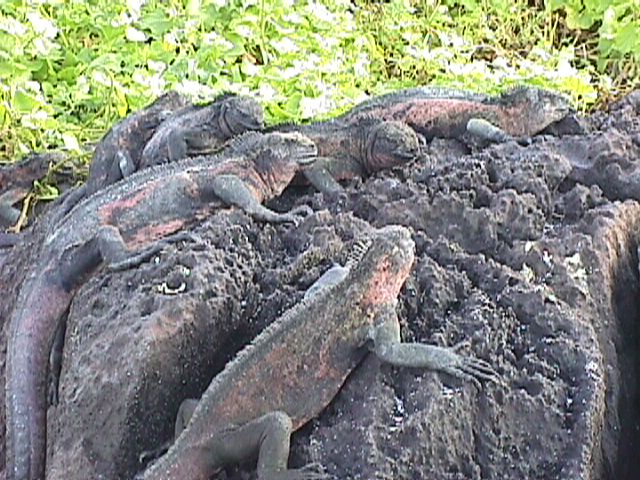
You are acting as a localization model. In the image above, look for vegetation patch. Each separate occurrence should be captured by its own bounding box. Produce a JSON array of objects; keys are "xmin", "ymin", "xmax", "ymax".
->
[{"xmin": 0, "ymin": 0, "xmax": 637, "ymax": 185}]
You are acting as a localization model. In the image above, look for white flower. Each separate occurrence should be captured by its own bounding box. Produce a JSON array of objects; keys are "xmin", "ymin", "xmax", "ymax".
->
[
  {"xmin": 437, "ymin": 31, "xmax": 467, "ymax": 48},
  {"xmin": 256, "ymin": 83, "xmax": 278, "ymax": 102},
  {"xmin": 324, "ymin": 55, "xmax": 343, "ymax": 75},
  {"xmin": 164, "ymin": 32, "xmax": 179, "ymax": 46},
  {"xmin": 315, "ymin": 33, "xmax": 339, "ymax": 49},
  {"xmin": 147, "ymin": 60, "xmax": 166, "ymax": 73},
  {"xmin": 0, "ymin": 17, "xmax": 28, "ymax": 36},
  {"xmin": 225, "ymin": 83, "xmax": 251, "ymax": 96},
  {"xmin": 127, "ymin": 0, "xmax": 148, "ymax": 21},
  {"xmin": 26, "ymin": 12, "xmax": 58, "ymax": 38},
  {"xmin": 126, "ymin": 27, "xmax": 147, "ymax": 42},
  {"xmin": 20, "ymin": 110, "xmax": 49, "ymax": 129},
  {"xmin": 243, "ymin": 62, "xmax": 261, "ymax": 76},
  {"xmin": 300, "ymin": 95, "xmax": 335, "ymax": 119},
  {"xmin": 281, "ymin": 66, "xmax": 301, "ymax": 80},
  {"xmin": 175, "ymin": 79, "xmax": 216, "ymax": 100},
  {"xmin": 24, "ymin": 81, "xmax": 41, "ymax": 93},
  {"xmin": 33, "ymin": 37, "xmax": 58, "ymax": 56},
  {"xmin": 284, "ymin": 12, "xmax": 303, "ymax": 24},
  {"xmin": 354, "ymin": 53, "xmax": 369, "ymax": 77},
  {"xmin": 307, "ymin": 2, "xmax": 335, "ymax": 23},
  {"xmin": 75, "ymin": 75, "xmax": 91, "ymax": 94},
  {"xmin": 448, "ymin": 61, "xmax": 488, "ymax": 76},
  {"xmin": 132, "ymin": 71, "xmax": 166, "ymax": 95},
  {"xmin": 235, "ymin": 25, "xmax": 254, "ymax": 38},
  {"xmin": 272, "ymin": 37, "xmax": 299, "ymax": 54},
  {"xmin": 91, "ymin": 70, "xmax": 112, "ymax": 87}
]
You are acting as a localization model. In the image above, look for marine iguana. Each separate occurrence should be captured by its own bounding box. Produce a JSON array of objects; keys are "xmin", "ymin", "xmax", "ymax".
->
[
  {"xmin": 5, "ymin": 131, "xmax": 318, "ymax": 480},
  {"xmin": 57, "ymin": 91, "xmax": 190, "ymax": 215},
  {"xmin": 139, "ymin": 225, "xmax": 498, "ymax": 479},
  {"xmin": 335, "ymin": 85, "xmax": 578, "ymax": 145},
  {"xmin": 85, "ymin": 91, "xmax": 190, "ymax": 195},
  {"xmin": 139, "ymin": 93, "xmax": 264, "ymax": 168},
  {"xmin": 270, "ymin": 117, "xmax": 422, "ymax": 197}
]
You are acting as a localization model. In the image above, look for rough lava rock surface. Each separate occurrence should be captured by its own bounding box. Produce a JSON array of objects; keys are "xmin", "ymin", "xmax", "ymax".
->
[{"xmin": 2, "ymin": 92, "xmax": 640, "ymax": 479}]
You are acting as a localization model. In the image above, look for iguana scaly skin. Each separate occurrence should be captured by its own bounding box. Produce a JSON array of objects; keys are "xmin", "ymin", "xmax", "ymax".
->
[
  {"xmin": 139, "ymin": 93, "xmax": 264, "ymax": 168},
  {"xmin": 85, "ymin": 91, "xmax": 190, "ymax": 195},
  {"xmin": 270, "ymin": 117, "xmax": 421, "ymax": 196},
  {"xmin": 5, "ymin": 131, "xmax": 318, "ymax": 480},
  {"xmin": 336, "ymin": 86, "xmax": 576, "ymax": 145},
  {"xmin": 139, "ymin": 225, "xmax": 498, "ymax": 480}
]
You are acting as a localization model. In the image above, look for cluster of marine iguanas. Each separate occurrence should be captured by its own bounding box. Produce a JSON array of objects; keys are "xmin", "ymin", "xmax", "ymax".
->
[{"xmin": 0, "ymin": 85, "xmax": 579, "ymax": 479}]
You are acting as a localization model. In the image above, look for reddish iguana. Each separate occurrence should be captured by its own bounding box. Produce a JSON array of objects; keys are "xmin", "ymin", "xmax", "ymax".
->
[
  {"xmin": 5, "ymin": 131, "xmax": 318, "ymax": 480},
  {"xmin": 139, "ymin": 93, "xmax": 264, "ymax": 168},
  {"xmin": 335, "ymin": 85, "xmax": 578, "ymax": 146},
  {"xmin": 139, "ymin": 225, "xmax": 498, "ymax": 479},
  {"xmin": 270, "ymin": 117, "xmax": 422, "ymax": 197}
]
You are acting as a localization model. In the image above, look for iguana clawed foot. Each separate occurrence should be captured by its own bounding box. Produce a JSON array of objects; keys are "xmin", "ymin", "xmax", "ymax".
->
[{"xmin": 440, "ymin": 341, "xmax": 500, "ymax": 389}]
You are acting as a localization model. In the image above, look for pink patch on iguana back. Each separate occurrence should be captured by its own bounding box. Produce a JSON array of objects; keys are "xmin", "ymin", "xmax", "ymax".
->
[
  {"xmin": 98, "ymin": 185, "xmax": 156, "ymax": 223},
  {"xmin": 369, "ymin": 99, "xmax": 495, "ymax": 123},
  {"xmin": 125, "ymin": 219, "xmax": 186, "ymax": 249}
]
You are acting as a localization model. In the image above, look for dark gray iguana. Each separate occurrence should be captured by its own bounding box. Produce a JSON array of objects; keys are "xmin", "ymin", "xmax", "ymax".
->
[
  {"xmin": 270, "ymin": 117, "xmax": 422, "ymax": 197},
  {"xmin": 5, "ymin": 131, "xmax": 318, "ymax": 480},
  {"xmin": 139, "ymin": 93, "xmax": 265, "ymax": 168},
  {"xmin": 84, "ymin": 91, "xmax": 190, "ymax": 196},
  {"xmin": 138, "ymin": 225, "xmax": 498, "ymax": 479},
  {"xmin": 334, "ymin": 85, "xmax": 580, "ymax": 146}
]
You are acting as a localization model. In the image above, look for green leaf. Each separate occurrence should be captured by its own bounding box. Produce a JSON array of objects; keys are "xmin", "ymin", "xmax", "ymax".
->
[
  {"xmin": 612, "ymin": 21, "xmax": 639, "ymax": 55},
  {"xmin": 13, "ymin": 91, "xmax": 41, "ymax": 113},
  {"xmin": 138, "ymin": 10, "xmax": 173, "ymax": 38}
]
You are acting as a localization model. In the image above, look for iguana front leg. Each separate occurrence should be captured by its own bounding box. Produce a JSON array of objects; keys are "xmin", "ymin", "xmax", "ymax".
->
[
  {"xmin": 466, "ymin": 118, "xmax": 532, "ymax": 146},
  {"xmin": 196, "ymin": 411, "xmax": 330, "ymax": 480},
  {"xmin": 466, "ymin": 118, "xmax": 513, "ymax": 144},
  {"xmin": 114, "ymin": 150, "xmax": 137, "ymax": 179},
  {"xmin": 300, "ymin": 158, "xmax": 348, "ymax": 197},
  {"xmin": 210, "ymin": 174, "xmax": 313, "ymax": 224},
  {"xmin": 367, "ymin": 308, "xmax": 499, "ymax": 388}
]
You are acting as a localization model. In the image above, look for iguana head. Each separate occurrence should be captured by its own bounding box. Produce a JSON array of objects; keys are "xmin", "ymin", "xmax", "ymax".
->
[
  {"xmin": 353, "ymin": 225, "xmax": 415, "ymax": 308},
  {"xmin": 250, "ymin": 131, "xmax": 318, "ymax": 196},
  {"xmin": 218, "ymin": 95, "xmax": 265, "ymax": 137},
  {"xmin": 363, "ymin": 120, "xmax": 421, "ymax": 173},
  {"xmin": 500, "ymin": 86, "xmax": 574, "ymax": 133}
]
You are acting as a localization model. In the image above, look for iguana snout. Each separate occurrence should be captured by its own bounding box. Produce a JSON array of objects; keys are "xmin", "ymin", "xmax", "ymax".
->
[{"xmin": 274, "ymin": 131, "xmax": 318, "ymax": 165}]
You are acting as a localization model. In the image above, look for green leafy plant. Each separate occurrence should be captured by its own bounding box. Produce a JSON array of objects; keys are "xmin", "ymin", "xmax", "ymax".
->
[
  {"xmin": 546, "ymin": 0, "xmax": 640, "ymax": 81},
  {"xmin": 0, "ymin": 0, "xmax": 632, "ymax": 177}
]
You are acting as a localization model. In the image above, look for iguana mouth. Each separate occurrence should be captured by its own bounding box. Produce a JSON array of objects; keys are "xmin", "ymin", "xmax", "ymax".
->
[
  {"xmin": 274, "ymin": 132, "xmax": 318, "ymax": 165},
  {"xmin": 296, "ymin": 151, "xmax": 317, "ymax": 165}
]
